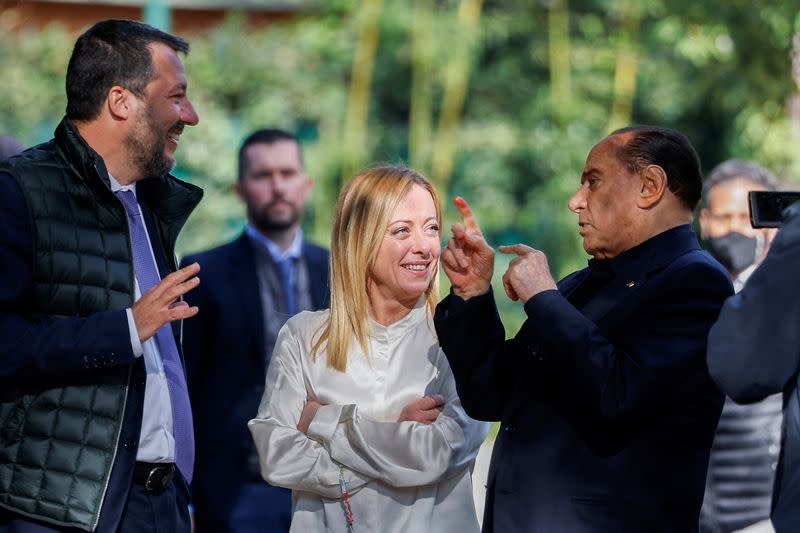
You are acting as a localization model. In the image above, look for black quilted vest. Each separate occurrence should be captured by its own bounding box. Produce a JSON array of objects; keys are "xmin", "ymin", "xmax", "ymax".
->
[{"xmin": 0, "ymin": 118, "xmax": 202, "ymax": 530}]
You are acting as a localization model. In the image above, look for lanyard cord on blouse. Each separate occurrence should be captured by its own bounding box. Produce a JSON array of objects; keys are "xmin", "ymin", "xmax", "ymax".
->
[{"xmin": 338, "ymin": 464, "xmax": 355, "ymax": 530}]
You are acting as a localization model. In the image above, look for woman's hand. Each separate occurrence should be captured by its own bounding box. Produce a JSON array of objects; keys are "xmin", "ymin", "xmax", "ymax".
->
[
  {"xmin": 397, "ymin": 395, "xmax": 446, "ymax": 424},
  {"xmin": 297, "ymin": 398, "xmax": 324, "ymax": 435}
]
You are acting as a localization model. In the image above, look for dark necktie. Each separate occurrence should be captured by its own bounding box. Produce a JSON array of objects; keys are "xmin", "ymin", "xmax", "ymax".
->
[
  {"xmin": 116, "ymin": 189, "xmax": 194, "ymax": 482},
  {"xmin": 276, "ymin": 256, "xmax": 297, "ymax": 315}
]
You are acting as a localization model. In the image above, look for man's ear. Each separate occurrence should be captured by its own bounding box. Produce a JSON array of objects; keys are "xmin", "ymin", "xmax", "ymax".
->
[
  {"xmin": 699, "ymin": 207, "xmax": 711, "ymax": 239},
  {"xmin": 107, "ymin": 86, "xmax": 133, "ymax": 120},
  {"xmin": 301, "ymin": 174, "xmax": 314, "ymax": 200},
  {"xmin": 637, "ymin": 164, "xmax": 667, "ymax": 209}
]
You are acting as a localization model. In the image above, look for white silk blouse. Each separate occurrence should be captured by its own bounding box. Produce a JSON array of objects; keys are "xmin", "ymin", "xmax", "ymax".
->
[{"xmin": 248, "ymin": 300, "xmax": 489, "ymax": 533}]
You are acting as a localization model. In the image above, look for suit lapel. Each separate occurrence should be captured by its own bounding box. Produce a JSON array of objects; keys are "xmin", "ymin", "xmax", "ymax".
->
[
  {"xmin": 558, "ymin": 269, "xmax": 589, "ymax": 300},
  {"xmin": 566, "ymin": 225, "xmax": 702, "ymax": 326},
  {"xmin": 580, "ymin": 274, "xmax": 643, "ymax": 325},
  {"xmin": 139, "ymin": 200, "xmax": 170, "ymax": 279},
  {"xmin": 303, "ymin": 243, "xmax": 330, "ymax": 309},
  {"xmin": 229, "ymin": 234, "xmax": 267, "ymax": 364}
]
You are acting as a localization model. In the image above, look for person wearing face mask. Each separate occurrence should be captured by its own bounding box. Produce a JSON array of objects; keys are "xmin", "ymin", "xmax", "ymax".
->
[
  {"xmin": 700, "ymin": 160, "xmax": 778, "ymax": 289},
  {"xmin": 699, "ymin": 159, "xmax": 782, "ymax": 533}
]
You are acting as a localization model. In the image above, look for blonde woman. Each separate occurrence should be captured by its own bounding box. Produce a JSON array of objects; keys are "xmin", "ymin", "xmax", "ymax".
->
[{"xmin": 248, "ymin": 166, "xmax": 489, "ymax": 532}]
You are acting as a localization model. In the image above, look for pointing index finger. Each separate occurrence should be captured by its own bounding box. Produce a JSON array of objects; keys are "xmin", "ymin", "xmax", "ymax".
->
[
  {"xmin": 499, "ymin": 244, "xmax": 534, "ymax": 256},
  {"xmin": 453, "ymin": 196, "xmax": 483, "ymax": 236}
]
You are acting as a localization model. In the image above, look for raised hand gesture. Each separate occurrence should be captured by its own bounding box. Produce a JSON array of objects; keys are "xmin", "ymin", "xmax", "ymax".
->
[
  {"xmin": 498, "ymin": 244, "xmax": 557, "ymax": 303},
  {"xmin": 441, "ymin": 197, "xmax": 495, "ymax": 300},
  {"xmin": 131, "ymin": 262, "xmax": 201, "ymax": 343}
]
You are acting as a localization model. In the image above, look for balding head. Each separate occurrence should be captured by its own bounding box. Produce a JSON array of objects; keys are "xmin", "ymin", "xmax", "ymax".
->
[
  {"xmin": 610, "ymin": 126, "xmax": 703, "ymax": 212},
  {"xmin": 568, "ymin": 126, "xmax": 700, "ymax": 259}
]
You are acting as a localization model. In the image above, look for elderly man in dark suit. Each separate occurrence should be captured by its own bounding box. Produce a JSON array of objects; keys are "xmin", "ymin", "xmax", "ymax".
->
[
  {"xmin": 434, "ymin": 126, "xmax": 733, "ymax": 532},
  {"xmin": 180, "ymin": 129, "xmax": 329, "ymax": 533}
]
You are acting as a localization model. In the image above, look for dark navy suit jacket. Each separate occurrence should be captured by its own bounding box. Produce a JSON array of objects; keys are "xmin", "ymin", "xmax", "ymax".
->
[
  {"xmin": 180, "ymin": 234, "xmax": 329, "ymax": 532},
  {"xmin": 435, "ymin": 225, "xmax": 733, "ymax": 533}
]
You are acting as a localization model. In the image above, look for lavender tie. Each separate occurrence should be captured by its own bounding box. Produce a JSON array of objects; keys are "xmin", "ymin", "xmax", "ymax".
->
[{"xmin": 116, "ymin": 189, "xmax": 194, "ymax": 482}]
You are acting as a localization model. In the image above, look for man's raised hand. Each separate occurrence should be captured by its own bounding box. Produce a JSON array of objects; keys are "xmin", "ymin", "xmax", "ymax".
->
[
  {"xmin": 441, "ymin": 197, "xmax": 495, "ymax": 300},
  {"xmin": 131, "ymin": 262, "xmax": 201, "ymax": 342},
  {"xmin": 498, "ymin": 244, "xmax": 557, "ymax": 303}
]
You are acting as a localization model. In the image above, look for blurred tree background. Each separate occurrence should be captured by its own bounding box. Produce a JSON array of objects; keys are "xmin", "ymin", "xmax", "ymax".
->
[{"xmin": 2, "ymin": 0, "xmax": 800, "ymax": 331}]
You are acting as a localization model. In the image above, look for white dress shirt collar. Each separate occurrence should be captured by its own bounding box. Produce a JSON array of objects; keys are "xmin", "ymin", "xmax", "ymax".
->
[{"xmin": 245, "ymin": 224, "xmax": 304, "ymax": 263}]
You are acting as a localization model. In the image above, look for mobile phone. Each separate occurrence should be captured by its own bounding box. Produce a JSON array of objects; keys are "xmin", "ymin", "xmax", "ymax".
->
[{"xmin": 748, "ymin": 191, "xmax": 800, "ymax": 228}]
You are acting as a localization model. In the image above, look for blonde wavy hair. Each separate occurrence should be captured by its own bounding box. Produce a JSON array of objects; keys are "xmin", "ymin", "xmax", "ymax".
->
[{"xmin": 312, "ymin": 165, "xmax": 442, "ymax": 372}]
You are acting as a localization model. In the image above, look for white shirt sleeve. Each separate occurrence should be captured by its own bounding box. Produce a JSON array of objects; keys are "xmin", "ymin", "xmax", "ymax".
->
[
  {"xmin": 306, "ymin": 352, "xmax": 490, "ymax": 488},
  {"xmin": 248, "ymin": 323, "xmax": 372, "ymax": 498},
  {"xmin": 125, "ymin": 308, "xmax": 143, "ymax": 358}
]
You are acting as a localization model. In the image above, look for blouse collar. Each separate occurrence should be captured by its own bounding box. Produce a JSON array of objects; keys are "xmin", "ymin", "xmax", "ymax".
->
[{"xmin": 368, "ymin": 298, "xmax": 428, "ymax": 342}]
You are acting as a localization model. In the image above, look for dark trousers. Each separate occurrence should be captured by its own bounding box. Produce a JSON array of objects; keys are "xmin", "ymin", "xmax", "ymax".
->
[
  {"xmin": 0, "ymin": 471, "xmax": 191, "ymax": 533},
  {"xmin": 221, "ymin": 482, "xmax": 291, "ymax": 533}
]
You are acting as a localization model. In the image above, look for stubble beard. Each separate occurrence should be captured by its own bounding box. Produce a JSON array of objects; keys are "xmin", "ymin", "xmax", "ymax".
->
[
  {"xmin": 126, "ymin": 106, "xmax": 175, "ymax": 178},
  {"xmin": 249, "ymin": 202, "xmax": 302, "ymax": 234}
]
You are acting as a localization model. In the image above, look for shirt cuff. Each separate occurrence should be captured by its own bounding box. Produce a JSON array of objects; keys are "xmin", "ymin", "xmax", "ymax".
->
[
  {"xmin": 307, "ymin": 404, "xmax": 351, "ymax": 444},
  {"xmin": 125, "ymin": 308, "xmax": 143, "ymax": 358}
]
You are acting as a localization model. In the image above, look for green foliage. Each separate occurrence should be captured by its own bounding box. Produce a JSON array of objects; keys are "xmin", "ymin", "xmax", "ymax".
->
[
  {"xmin": 0, "ymin": 21, "xmax": 69, "ymax": 144},
  {"xmin": 1, "ymin": 1, "xmax": 799, "ymax": 332}
]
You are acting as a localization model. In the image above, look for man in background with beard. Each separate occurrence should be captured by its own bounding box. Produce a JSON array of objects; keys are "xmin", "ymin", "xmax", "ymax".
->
[
  {"xmin": 699, "ymin": 160, "xmax": 781, "ymax": 533},
  {"xmin": 181, "ymin": 129, "xmax": 329, "ymax": 532}
]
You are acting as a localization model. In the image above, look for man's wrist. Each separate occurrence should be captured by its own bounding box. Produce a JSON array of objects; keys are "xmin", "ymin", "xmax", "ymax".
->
[
  {"xmin": 125, "ymin": 308, "xmax": 144, "ymax": 357},
  {"xmin": 519, "ymin": 281, "xmax": 558, "ymax": 303},
  {"xmin": 452, "ymin": 283, "xmax": 491, "ymax": 301}
]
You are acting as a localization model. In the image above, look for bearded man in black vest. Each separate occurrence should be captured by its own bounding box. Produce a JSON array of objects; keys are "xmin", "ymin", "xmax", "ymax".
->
[{"xmin": 0, "ymin": 19, "xmax": 203, "ymax": 533}]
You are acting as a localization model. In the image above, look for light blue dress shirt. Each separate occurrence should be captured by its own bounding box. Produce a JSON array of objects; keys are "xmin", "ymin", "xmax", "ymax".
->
[{"xmin": 110, "ymin": 174, "xmax": 176, "ymax": 465}]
